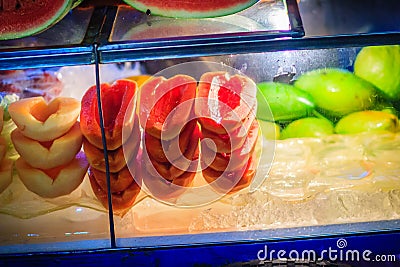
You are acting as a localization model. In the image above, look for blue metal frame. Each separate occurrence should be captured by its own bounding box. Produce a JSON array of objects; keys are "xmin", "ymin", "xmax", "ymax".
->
[{"xmin": 1, "ymin": 231, "xmax": 400, "ymax": 266}]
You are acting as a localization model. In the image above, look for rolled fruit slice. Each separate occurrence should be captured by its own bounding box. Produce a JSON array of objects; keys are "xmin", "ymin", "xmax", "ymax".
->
[
  {"xmin": 83, "ymin": 116, "xmax": 141, "ymax": 173},
  {"xmin": 195, "ymin": 71, "xmax": 257, "ymax": 135},
  {"xmin": 144, "ymin": 119, "xmax": 197, "ymax": 163},
  {"xmin": 80, "ymin": 79, "xmax": 137, "ymax": 151},
  {"xmin": 122, "ymin": 0, "xmax": 258, "ymax": 18},
  {"xmin": 201, "ymin": 108, "xmax": 255, "ymax": 153},
  {"xmin": 201, "ymin": 119, "xmax": 259, "ymax": 172},
  {"xmin": 138, "ymin": 75, "xmax": 197, "ymax": 140},
  {"xmin": 88, "ymin": 166, "xmax": 141, "ymax": 212},
  {"xmin": 143, "ymin": 123, "xmax": 200, "ymax": 180},
  {"xmin": 0, "ymin": 0, "xmax": 83, "ymax": 40},
  {"xmin": 203, "ymin": 149, "xmax": 258, "ymax": 194}
]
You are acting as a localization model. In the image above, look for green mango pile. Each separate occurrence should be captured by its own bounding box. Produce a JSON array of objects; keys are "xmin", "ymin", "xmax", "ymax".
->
[{"xmin": 257, "ymin": 45, "xmax": 400, "ymax": 139}]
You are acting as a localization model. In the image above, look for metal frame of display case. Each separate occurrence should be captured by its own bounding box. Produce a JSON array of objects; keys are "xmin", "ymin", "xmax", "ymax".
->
[{"xmin": 1, "ymin": 0, "xmax": 400, "ymax": 265}]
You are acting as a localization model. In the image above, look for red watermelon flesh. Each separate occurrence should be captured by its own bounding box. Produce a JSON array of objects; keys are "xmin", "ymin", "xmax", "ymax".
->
[
  {"xmin": 123, "ymin": 0, "xmax": 259, "ymax": 18},
  {"xmin": 0, "ymin": 0, "xmax": 80, "ymax": 40},
  {"xmin": 195, "ymin": 71, "xmax": 257, "ymax": 135}
]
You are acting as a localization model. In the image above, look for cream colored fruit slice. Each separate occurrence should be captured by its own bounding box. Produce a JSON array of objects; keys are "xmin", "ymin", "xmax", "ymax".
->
[
  {"xmin": 11, "ymin": 122, "xmax": 83, "ymax": 169},
  {"xmin": 0, "ymin": 158, "xmax": 13, "ymax": 194},
  {"xmin": 15, "ymin": 151, "xmax": 89, "ymax": 198},
  {"xmin": 0, "ymin": 136, "xmax": 7, "ymax": 162},
  {"xmin": 0, "ymin": 107, "xmax": 4, "ymax": 133},
  {"xmin": 8, "ymin": 97, "xmax": 80, "ymax": 141}
]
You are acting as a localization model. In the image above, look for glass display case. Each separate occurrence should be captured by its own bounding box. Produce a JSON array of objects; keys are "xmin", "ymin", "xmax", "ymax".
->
[{"xmin": 1, "ymin": 0, "xmax": 400, "ymax": 265}]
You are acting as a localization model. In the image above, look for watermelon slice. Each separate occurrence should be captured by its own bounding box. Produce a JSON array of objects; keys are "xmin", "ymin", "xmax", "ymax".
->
[
  {"xmin": 122, "ymin": 0, "xmax": 259, "ymax": 18},
  {"xmin": 0, "ymin": 0, "xmax": 82, "ymax": 40}
]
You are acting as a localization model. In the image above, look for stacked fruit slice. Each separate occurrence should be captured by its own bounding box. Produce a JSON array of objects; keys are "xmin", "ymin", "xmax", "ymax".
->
[
  {"xmin": 9, "ymin": 96, "xmax": 88, "ymax": 198},
  {"xmin": 195, "ymin": 72, "xmax": 260, "ymax": 194},
  {"xmin": 0, "ymin": 107, "xmax": 13, "ymax": 194},
  {"xmin": 80, "ymin": 80, "xmax": 141, "ymax": 212},
  {"xmin": 138, "ymin": 75, "xmax": 199, "ymax": 200}
]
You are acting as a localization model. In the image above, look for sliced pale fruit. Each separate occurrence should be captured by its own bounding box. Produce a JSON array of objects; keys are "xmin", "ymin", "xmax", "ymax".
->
[
  {"xmin": 0, "ymin": 158, "xmax": 13, "ymax": 194},
  {"xmin": 11, "ymin": 122, "xmax": 82, "ymax": 169},
  {"xmin": 0, "ymin": 106, "xmax": 4, "ymax": 133},
  {"xmin": 8, "ymin": 96, "xmax": 80, "ymax": 142},
  {"xmin": 15, "ymin": 151, "xmax": 88, "ymax": 198},
  {"xmin": 0, "ymin": 136, "xmax": 7, "ymax": 161}
]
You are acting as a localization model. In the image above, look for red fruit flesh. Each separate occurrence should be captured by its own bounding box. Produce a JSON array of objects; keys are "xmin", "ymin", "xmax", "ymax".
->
[
  {"xmin": 201, "ymin": 119, "xmax": 259, "ymax": 172},
  {"xmin": 144, "ymin": 119, "xmax": 197, "ymax": 163},
  {"xmin": 195, "ymin": 72, "xmax": 257, "ymax": 135},
  {"xmin": 80, "ymin": 79, "xmax": 137, "ymax": 150},
  {"xmin": 88, "ymin": 166, "xmax": 141, "ymax": 212},
  {"xmin": 139, "ymin": 75, "xmax": 197, "ymax": 140},
  {"xmin": 144, "ymin": 123, "xmax": 200, "ymax": 180}
]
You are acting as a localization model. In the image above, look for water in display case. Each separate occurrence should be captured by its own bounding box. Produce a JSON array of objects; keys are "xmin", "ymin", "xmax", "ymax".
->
[{"xmin": 1, "ymin": 0, "xmax": 400, "ymax": 266}]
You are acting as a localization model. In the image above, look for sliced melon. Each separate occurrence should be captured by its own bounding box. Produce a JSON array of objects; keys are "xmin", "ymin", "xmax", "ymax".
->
[
  {"xmin": 0, "ymin": 0, "xmax": 82, "ymax": 40},
  {"xmin": 123, "ymin": 0, "xmax": 259, "ymax": 18}
]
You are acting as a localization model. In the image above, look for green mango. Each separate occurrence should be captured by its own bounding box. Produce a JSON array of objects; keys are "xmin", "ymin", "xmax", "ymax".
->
[
  {"xmin": 294, "ymin": 68, "xmax": 378, "ymax": 118},
  {"xmin": 335, "ymin": 110, "xmax": 399, "ymax": 134},
  {"xmin": 256, "ymin": 82, "xmax": 314, "ymax": 122},
  {"xmin": 354, "ymin": 45, "xmax": 400, "ymax": 101},
  {"xmin": 280, "ymin": 117, "xmax": 334, "ymax": 139}
]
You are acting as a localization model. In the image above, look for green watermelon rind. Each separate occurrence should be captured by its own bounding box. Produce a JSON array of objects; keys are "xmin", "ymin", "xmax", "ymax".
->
[
  {"xmin": 122, "ymin": 0, "xmax": 259, "ymax": 19},
  {"xmin": 0, "ymin": 0, "xmax": 81, "ymax": 41}
]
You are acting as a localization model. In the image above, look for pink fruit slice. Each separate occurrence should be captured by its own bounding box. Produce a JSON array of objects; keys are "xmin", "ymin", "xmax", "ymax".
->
[
  {"xmin": 139, "ymin": 75, "xmax": 197, "ymax": 140},
  {"xmin": 201, "ymin": 119, "xmax": 259, "ymax": 172},
  {"xmin": 195, "ymin": 71, "xmax": 257, "ymax": 135}
]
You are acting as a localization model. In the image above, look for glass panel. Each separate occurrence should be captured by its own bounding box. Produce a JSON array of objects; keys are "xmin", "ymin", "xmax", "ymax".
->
[
  {"xmin": 298, "ymin": 0, "xmax": 400, "ymax": 36},
  {"xmin": 0, "ymin": 65, "xmax": 112, "ymax": 253},
  {"xmin": 91, "ymin": 45, "xmax": 400, "ymax": 247},
  {"xmin": 110, "ymin": 0, "xmax": 291, "ymax": 42},
  {"xmin": 0, "ymin": 7, "xmax": 93, "ymax": 49}
]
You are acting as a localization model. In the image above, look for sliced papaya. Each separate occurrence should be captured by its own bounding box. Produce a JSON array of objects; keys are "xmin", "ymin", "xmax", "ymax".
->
[
  {"xmin": 80, "ymin": 79, "xmax": 137, "ymax": 150},
  {"xmin": 83, "ymin": 118, "xmax": 140, "ymax": 173},
  {"xmin": 201, "ymin": 119, "xmax": 259, "ymax": 172},
  {"xmin": 122, "ymin": 0, "xmax": 258, "ymax": 19},
  {"xmin": 140, "ymin": 161, "xmax": 196, "ymax": 201},
  {"xmin": 201, "ymin": 112, "xmax": 255, "ymax": 153},
  {"xmin": 143, "ymin": 123, "xmax": 200, "ymax": 180},
  {"xmin": 138, "ymin": 75, "xmax": 197, "ymax": 140},
  {"xmin": 88, "ymin": 166, "xmax": 141, "ymax": 212},
  {"xmin": 11, "ymin": 122, "xmax": 83, "ymax": 169},
  {"xmin": 9, "ymin": 96, "xmax": 80, "ymax": 142},
  {"xmin": 195, "ymin": 71, "xmax": 257, "ymax": 135},
  {"xmin": 144, "ymin": 119, "xmax": 197, "ymax": 163}
]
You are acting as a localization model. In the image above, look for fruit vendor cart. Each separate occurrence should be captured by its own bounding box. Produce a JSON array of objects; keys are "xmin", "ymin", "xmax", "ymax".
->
[{"xmin": 1, "ymin": 0, "xmax": 400, "ymax": 266}]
